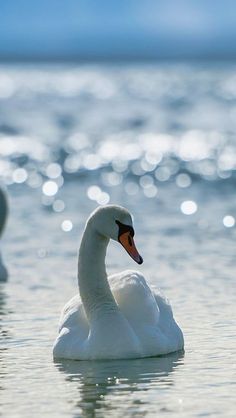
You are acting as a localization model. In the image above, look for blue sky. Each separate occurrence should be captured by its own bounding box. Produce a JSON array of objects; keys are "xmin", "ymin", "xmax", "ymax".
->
[{"xmin": 1, "ymin": 0, "xmax": 236, "ymax": 59}]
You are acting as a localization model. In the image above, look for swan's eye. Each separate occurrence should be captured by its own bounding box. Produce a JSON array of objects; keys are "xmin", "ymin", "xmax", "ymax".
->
[
  {"xmin": 115, "ymin": 220, "xmax": 134, "ymax": 239},
  {"xmin": 130, "ymin": 228, "xmax": 134, "ymax": 238}
]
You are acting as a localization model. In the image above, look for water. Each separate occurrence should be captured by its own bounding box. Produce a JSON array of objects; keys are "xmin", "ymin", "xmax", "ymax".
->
[{"xmin": 0, "ymin": 62, "xmax": 236, "ymax": 417}]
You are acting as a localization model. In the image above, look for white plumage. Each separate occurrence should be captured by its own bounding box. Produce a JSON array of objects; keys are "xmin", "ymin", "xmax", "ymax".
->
[{"xmin": 53, "ymin": 206, "xmax": 184, "ymax": 360}]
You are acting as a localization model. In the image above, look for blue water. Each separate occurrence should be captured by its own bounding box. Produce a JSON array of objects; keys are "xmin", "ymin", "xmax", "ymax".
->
[{"xmin": 0, "ymin": 62, "xmax": 236, "ymax": 417}]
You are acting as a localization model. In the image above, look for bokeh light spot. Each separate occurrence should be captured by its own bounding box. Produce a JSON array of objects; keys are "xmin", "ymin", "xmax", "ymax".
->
[
  {"xmin": 223, "ymin": 215, "xmax": 235, "ymax": 228},
  {"xmin": 42, "ymin": 180, "xmax": 58, "ymax": 196},
  {"xmin": 12, "ymin": 168, "xmax": 28, "ymax": 184},
  {"xmin": 97, "ymin": 192, "xmax": 110, "ymax": 205},
  {"xmin": 53, "ymin": 200, "xmax": 65, "ymax": 212},
  {"xmin": 139, "ymin": 175, "xmax": 154, "ymax": 188},
  {"xmin": 143, "ymin": 185, "xmax": 158, "ymax": 198},
  {"xmin": 112, "ymin": 160, "xmax": 128, "ymax": 173},
  {"xmin": 87, "ymin": 185, "xmax": 102, "ymax": 201},
  {"xmin": 181, "ymin": 200, "xmax": 198, "ymax": 215},
  {"xmin": 46, "ymin": 163, "xmax": 62, "ymax": 179},
  {"xmin": 176, "ymin": 173, "xmax": 192, "ymax": 188},
  {"xmin": 155, "ymin": 166, "xmax": 171, "ymax": 182},
  {"xmin": 101, "ymin": 172, "xmax": 122, "ymax": 186},
  {"xmin": 83, "ymin": 154, "xmax": 101, "ymax": 170},
  {"xmin": 61, "ymin": 219, "xmax": 73, "ymax": 232}
]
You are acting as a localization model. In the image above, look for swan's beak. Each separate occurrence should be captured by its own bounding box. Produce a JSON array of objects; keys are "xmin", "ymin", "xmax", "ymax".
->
[{"xmin": 119, "ymin": 232, "xmax": 143, "ymax": 265}]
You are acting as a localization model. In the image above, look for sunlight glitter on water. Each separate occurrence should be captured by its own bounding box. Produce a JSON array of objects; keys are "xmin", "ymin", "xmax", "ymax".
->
[
  {"xmin": 1, "ymin": 63, "xmax": 236, "ymax": 418},
  {"xmin": 180, "ymin": 200, "xmax": 198, "ymax": 215},
  {"xmin": 42, "ymin": 181, "xmax": 59, "ymax": 197},
  {"xmin": 223, "ymin": 215, "xmax": 235, "ymax": 228},
  {"xmin": 61, "ymin": 219, "xmax": 73, "ymax": 232}
]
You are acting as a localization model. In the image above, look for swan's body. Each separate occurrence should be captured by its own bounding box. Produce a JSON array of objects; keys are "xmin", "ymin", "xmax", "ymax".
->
[
  {"xmin": 53, "ymin": 205, "xmax": 184, "ymax": 360},
  {"xmin": 0, "ymin": 187, "xmax": 8, "ymax": 282}
]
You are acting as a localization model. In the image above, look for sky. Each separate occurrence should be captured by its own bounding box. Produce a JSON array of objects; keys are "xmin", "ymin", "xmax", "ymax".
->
[{"xmin": 1, "ymin": 0, "xmax": 236, "ymax": 60}]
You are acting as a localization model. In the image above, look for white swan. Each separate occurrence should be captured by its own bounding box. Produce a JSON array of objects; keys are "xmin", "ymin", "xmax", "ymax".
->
[
  {"xmin": 53, "ymin": 205, "xmax": 184, "ymax": 360},
  {"xmin": 0, "ymin": 187, "xmax": 8, "ymax": 282}
]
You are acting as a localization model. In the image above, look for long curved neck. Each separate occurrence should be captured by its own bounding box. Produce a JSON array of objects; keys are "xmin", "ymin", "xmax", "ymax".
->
[{"xmin": 78, "ymin": 221, "xmax": 118, "ymax": 323}]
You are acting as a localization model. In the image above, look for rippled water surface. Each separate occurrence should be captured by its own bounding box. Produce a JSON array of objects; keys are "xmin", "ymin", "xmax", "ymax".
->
[{"xmin": 0, "ymin": 63, "xmax": 236, "ymax": 417}]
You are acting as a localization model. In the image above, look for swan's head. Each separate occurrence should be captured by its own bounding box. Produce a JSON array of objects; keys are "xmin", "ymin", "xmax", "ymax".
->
[{"xmin": 89, "ymin": 205, "xmax": 143, "ymax": 265}]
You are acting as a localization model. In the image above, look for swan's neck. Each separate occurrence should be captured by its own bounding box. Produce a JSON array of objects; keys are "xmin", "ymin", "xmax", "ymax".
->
[{"xmin": 78, "ymin": 222, "xmax": 118, "ymax": 322}]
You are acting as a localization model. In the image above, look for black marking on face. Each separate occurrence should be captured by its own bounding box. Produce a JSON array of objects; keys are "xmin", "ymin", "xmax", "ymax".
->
[{"xmin": 115, "ymin": 220, "xmax": 134, "ymax": 240}]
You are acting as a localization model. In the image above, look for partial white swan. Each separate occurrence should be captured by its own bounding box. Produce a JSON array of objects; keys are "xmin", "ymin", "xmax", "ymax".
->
[
  {"xmin": 53, "ymin": 205, "xmax": 184, "ymax": 360},
  {"xmin": 0, "ymin": 187, "xmax": 8, "ymax": 282}
]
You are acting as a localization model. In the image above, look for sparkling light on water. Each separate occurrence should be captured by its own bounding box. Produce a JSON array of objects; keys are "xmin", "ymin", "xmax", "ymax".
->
[
  {"xmin": 83, "ymin": 154, "xmax": 101, "ymax": 170},
  {"xmin": 97, "ymin": 192, "xmax": 110, "ymax": 205},
  {"xmin": 87, "ymin": 185, "xmax": 102, "ymax": 201},
  {"xmin": 42, "ymin": 181, "xmax": 58, "ymax": 196},
  {"xmin": 176, "ymin": 173, "xmax": 192, "ymax": 188},
  {"xmin": 143, "ymin": 185, "xmax": 158, "ymax": 198},
  {"xmin": 12, "ymin": 168, "xmax": 28, "ymax": 184},
  {"xmin": 61, "ymin": 219, "xmax": 73, "ymax": 232},
  {"xmin": 155, "ymin": 166, "xmax": 171, "ymax": 182},
  {"xmin": 112, "ymin": 160, "xmax": 128, "ymax": 173},
  {"xmin": 64, "ymin": 155, "xmax": 81, "ymax": 173},
  {"xmin": 99, "ymin": 141, "xmax": 120, "ymax": 161},
  {"xmin": 66, "ymin": 132, "xmax": 88, "ymax": 152},
  {"xmin": 179, "ymin": 130, "xmax": 210, "ymax": 161},
  {"xmin": 131, "ymin": 161, "xmax": 145, "ymax": 176},
  {"xmin": 55, "ymin": 176, "xmax": 64, "ymax": 188},
  {"xmin": 145, "ymin": 151, "xmax": 163, "ymax": 165},
  {"xmin": 87, "ymin": 186, "xmax": 110, "ymax": 205},
  {"xmin": 46, "ymin": 163, "xmax": 62, "ymax": 179},
  {"xmin": 181, "ymin": 200, "xmax": 198, "ymax": 215},
  {"xmin": 139, "ymin": 175, "xmax": 154, "ymax": 188},
  {"xmin": 1, "ymin": 66, "xmax": 236, "ymax": 418},
  {"xmin": 223, "ymin": 215, "xmax": 235, "ymax": 228},
  {"xmin": 53, "ymin": 200, "xmax": 65, "ymax": 212},
  {"xmin": 140, "ymin": 158, "xmax": 156, "ymax": 172},
  {"xmin": 101, "ymin": 172, "xmax": 122, "ymax": 186}
]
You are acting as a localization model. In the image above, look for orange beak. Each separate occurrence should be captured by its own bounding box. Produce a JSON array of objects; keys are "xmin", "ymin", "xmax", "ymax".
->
[{"xmin": 119, "ymin": 231, "xmax": 143, "ymax": 264}]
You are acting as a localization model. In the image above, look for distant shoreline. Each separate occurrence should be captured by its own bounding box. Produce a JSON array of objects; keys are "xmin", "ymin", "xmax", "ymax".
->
[{"xmin": 1, "ymin": 56, "xmax": 236, "ymax": 65}]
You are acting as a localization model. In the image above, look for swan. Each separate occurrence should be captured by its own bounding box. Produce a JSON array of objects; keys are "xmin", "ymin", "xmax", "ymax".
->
[
  {"xmin": 0, "ymin": 186, "xmax": 8, "ymax": 282},
  {"xmin": 53, "ymin": 205, "xmax": 184, "ymax": 360}
]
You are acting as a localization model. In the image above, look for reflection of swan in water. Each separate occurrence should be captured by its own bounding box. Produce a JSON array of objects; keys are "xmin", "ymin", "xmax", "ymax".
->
[
  {"xmin": 54, "ymin": 351, "xmax": 184, "ymax": 416},
  {"xmin": 0, "ymin": 287, "xmax": 10, "ymax": 391},
  {"xmin": 0, "ymin": 187, "xmax": 8, "ymax": 282}
]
